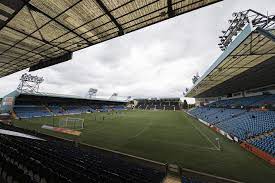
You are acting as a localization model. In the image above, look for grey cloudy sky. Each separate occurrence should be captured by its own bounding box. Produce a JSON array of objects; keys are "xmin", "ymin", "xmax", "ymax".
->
[{"xmin": 0, "ymin": 0, "xmax": 273, "ymax": 101}]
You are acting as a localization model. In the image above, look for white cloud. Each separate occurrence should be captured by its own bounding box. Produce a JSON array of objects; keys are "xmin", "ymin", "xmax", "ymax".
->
[{"xmin": 0, "ymin": 0, "xmax": 273, "ymax": 104}]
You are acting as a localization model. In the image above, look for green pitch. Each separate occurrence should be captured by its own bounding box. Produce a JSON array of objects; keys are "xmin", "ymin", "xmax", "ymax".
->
[{"xmin": 13, "ymin": 110, "xmax": 275, "ymax": 183}]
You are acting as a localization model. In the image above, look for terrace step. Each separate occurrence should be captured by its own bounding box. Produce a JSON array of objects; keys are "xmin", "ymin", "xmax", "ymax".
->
[{"xmin": 163, "ymin": 175, "xmax": 181, "ymax": 183}]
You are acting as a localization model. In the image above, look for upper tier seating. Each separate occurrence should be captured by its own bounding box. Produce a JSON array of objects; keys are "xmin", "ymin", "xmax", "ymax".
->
[
  {"xmin": 0, "ymin": 124, "xmax": 165, "ymax": 183},
  {"xmin": 208, "ymin": 94, "xmax": 275, "ymax": 108}
]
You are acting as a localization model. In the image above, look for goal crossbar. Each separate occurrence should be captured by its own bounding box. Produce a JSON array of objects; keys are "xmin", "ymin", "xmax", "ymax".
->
[{"xmin": 58, "ymin": 117, "xmax": 84, "ymax": 129}]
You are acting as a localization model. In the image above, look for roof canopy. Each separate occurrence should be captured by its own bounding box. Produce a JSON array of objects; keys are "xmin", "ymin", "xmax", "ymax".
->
[
  {"xmin": 186, "ymin": 10, "xmax": 275, "ymax": 98},
  {"xmin": 18, "ymin": 91, "xmax": 127, "ymax": 103},
  {"xmin": 0, "ymin": 0, "xmax": 222, "ymax": 77}
]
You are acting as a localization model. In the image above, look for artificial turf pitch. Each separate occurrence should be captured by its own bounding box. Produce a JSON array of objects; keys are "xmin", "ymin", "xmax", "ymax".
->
[{"xmin": 13, "ymin": 110, "xmax": 275, "ymax": 183}]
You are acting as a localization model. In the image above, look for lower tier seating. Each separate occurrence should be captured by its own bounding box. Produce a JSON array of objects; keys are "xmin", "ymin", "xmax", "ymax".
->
[
  {"xmin": 248, "ymin": 133, "xmax": 275, "ymax": 157},
  {"xmin": 189, "ymin": 107, "xmax": 245, "ymax": 125},
  {"xmin": 14, "ymin": 105, "xmax": 51, "ymax": 118},
  {"xmin": 14, "ymin": 104, "xmax": 126, "ymax": 119},
  {"xmin": 0, "ymin": 124, "xmax": 165, "ymax": 183},
  {"xmin": 216, "ymin": 111, "xmax": 275, "ymax": 140},
  {"xmin": 189, "ymin": 107, "xmax": 275, "ymax": 157}
]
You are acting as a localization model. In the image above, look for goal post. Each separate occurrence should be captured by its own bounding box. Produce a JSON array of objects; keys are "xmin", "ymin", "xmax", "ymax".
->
[{"xmin": 58, "ymin": 117, "xmax": 84, "ymax": 130}]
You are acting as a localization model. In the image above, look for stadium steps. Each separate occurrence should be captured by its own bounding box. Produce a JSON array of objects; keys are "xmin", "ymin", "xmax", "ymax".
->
[{"xmin": 163, "ymin": 175, "xmax": 181, "ymax": 183}]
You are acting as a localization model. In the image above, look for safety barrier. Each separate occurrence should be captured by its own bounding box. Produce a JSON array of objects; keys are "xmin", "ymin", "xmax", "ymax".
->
[{"xmin": 240, "ymin": 142, "xmax": 275, "ymax": 166}]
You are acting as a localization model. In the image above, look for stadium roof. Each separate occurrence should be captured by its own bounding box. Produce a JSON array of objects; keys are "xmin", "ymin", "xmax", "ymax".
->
[
  {"xmin": 4, "ymin": 90, "xmax": 127, "ymax": 103},
  {"xmin": 134, "ymin": 97, "xmax": 180, "ymax": 101},
  {"xmin": 18, "ymin": 91, "xmax": 128, "ymax": 103},
  {"xmin": 0, "ymin": 0, "xmax": 222, "ymax": 78},
  {"xmin": 186, "ymin": 10, "xmax": 275, "ymax": 98}
]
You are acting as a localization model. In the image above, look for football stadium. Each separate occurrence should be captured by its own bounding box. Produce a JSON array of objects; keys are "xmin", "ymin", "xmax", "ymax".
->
[{"xmin": 0, "ymin": 0, "xmax": 275, "ymax": 183}]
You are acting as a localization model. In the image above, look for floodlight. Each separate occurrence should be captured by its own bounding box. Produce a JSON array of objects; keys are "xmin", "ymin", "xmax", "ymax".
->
[
  {"xmin": 240, "ymin": 13, "xmax": 246, "ymax": 19},
  {"xmin": 232, "ymin": 12, "xmax": 238, "ymax": 17},
  {"xmin": 239, "ymin": 22, "xmax": 245, "ymax": 27},
  {"xmin": 236, "ymin": 27, "xmax": 242, "ymax": 31}
]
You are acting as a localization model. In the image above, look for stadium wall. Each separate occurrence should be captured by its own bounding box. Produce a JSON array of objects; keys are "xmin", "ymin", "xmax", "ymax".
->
[
  {"xmin": 240, "ymin": 142, "xmax": 275, "ymax": 166},
  {"xmin": 194, "ymin": 85, "xmax": 275, "ymax": 107}
]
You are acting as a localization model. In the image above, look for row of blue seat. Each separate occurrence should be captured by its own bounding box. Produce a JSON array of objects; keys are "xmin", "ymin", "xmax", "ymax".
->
[
  {"xmin": 14, "ymin": 105, "xmax": 126, "ymax": 118},
  {"xmin": 14, "ymin": 106, "xmax": 51, "ymax": 118},
  {"xmin": 208, "ymin": 95, "xmax": 275, "ymax": 108},
  {"xmin": 189, "ymin": 107, "xmax": 275, "ymax": 157},
  {"xmin": 249, "ymin": 134, "xmax": 275, "ymax": 156},
  {"xmin": 216, "ymin": 111, "xmax": 275, "ymax": 140},
  {"xmin": 0, "ymin": 123, "xmax": 165, "ymax": 183},
  {"xmin": 189, "ymin": 108, "xmax": 245, "ymax": 125}
]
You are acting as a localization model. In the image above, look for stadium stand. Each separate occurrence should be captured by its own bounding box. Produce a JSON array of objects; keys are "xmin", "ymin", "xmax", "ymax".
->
[
  {"xmin": 208, "ymin": 94, "xmax": 275, "ymax": 109},
  {"xmin": 189, "ymin": 102, "xmax": 275, "ymax": 162},
  {"xmin": 135, "ymin": 98, "xmax": 181, "ymax": 111},
  {"xmin": 190, "ymin": 107, "xmax": 245, "ymax": 125},
  {"xmin": 0, "ymin": 122, "xmax": 242, "ymax": 183},
  {"xmin": 0, "ymin": 91, "xmax": 127, "ymax": 119},
  {"xmin": 248, "ymin": 133, "xmax": 275, "ymax": 157},
  {"xmin": 190, "ymin": 100, "xmax": 275, "ymax": 153},
  {"xmin": 186, "ymin": 9, "xmax": 275, "ymax": 164},
  {"xmin": 0, "ymin": 123, "xmax": 165, "ymax": 183},
  {"xmin": 14, "ymin": 105, "xmax": 52, "ymax": 118}
]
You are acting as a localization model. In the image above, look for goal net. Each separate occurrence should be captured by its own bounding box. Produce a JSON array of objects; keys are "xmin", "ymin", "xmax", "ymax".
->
[{"xmin": 58, "ymin": 117, "xmax": 84, "ymax": 130}]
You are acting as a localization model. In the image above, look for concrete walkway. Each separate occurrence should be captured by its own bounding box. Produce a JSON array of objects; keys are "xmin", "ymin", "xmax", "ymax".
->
[{"xmin": 163, "ymin": 175, "xmax": 181, "ymax": 183}]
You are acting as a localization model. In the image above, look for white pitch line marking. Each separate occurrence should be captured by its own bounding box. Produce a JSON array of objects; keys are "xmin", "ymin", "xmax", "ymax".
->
[
  {"xmin": 129, "ymin": 121, "xmax": 153, "ymax": 139},
  {"xmin": 187, "ymin": 119, "xmax": 220, "ymax": 150},
  {"xmin": 151, "ymin": 139, "xmax": 219, "ymax": 151}
]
